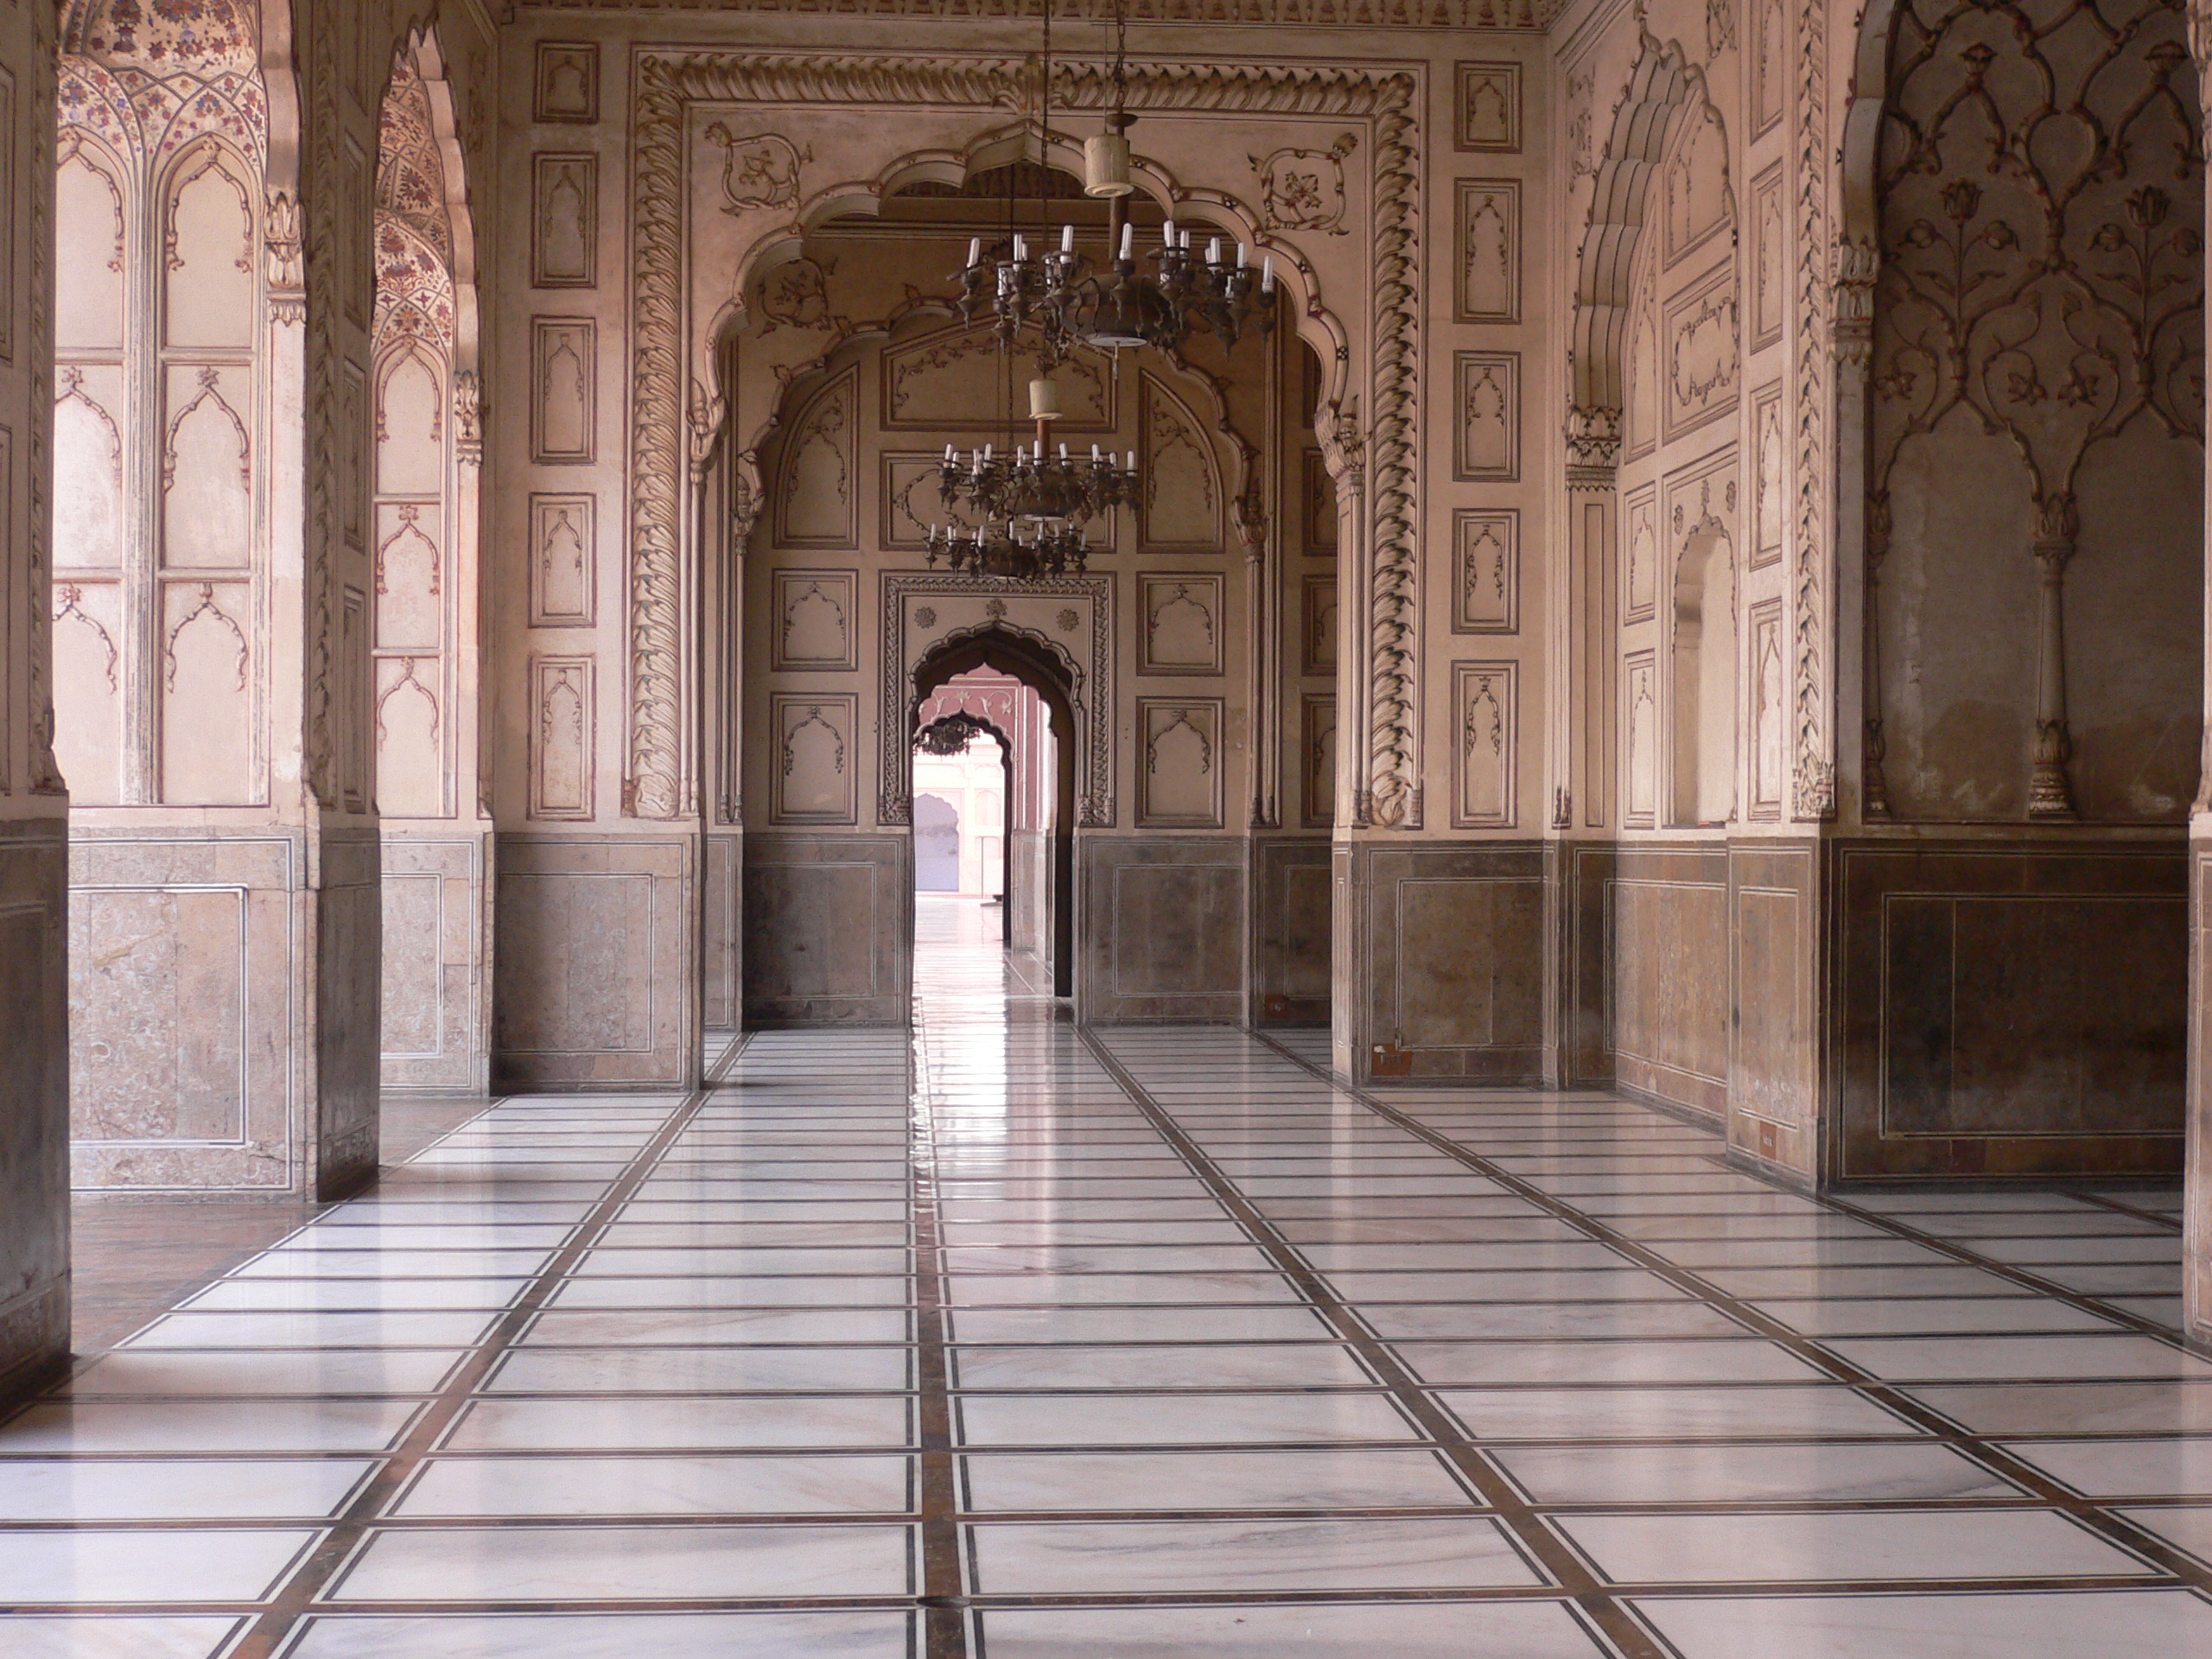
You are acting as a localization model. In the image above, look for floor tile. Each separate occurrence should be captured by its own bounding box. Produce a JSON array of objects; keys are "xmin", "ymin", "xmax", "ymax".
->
[
  {"xmin": 1559, "ymin": 1509, "xmax": 2151, "ymax": 1584},
  {"xmin": 1633, "ymin": 1589, "xmax": 2212, "ymax": 1658},
  {"xmin": 284, "ymin": 1611, "xmax": 912, "ymax": 1657},
  {"xmin": 974, "ymin": 1600, "xmax": 1605, "ymax": 1657},
  {"xmin": 396, "ymin": 1453, "xmax": 912, "ymax": 1516},
  {"xmin": 0, "ymin": 1528, "xmax": 319, "ymax": 1602},
  {"xmin": 960, "ymin": 1447, "xmax": 1477, "ymax": 1511},
  {"xmin": 966, "ymin": 1516, "xmax": 1541, "ymax": 1592}
]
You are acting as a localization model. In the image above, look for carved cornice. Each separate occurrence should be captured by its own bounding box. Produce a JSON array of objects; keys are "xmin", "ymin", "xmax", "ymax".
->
[
  {"xmin": 529, "ymin": 0, "xmax": 1554, "ymax": 26},
  {"xmin": 628, "ymin": 50, "xmax": 1421, "ymax": 827}
]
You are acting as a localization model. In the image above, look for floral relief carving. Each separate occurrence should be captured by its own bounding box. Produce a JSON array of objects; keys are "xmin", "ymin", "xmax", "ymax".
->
[
  {"xmin": 1249, "ymin": 133, "xmax": 1357, "ymax": 234},
  {"xmin": 375, "ymin": 656, "xmax": 440, "ymax": 747},
  {"xmin": 54, "ymin": 583, "xmax": 121, "ymax": 692},
  {"xmin": 161, "ymin": 366, "xmax": 251, "ymax": 493},
  {"xmin": 705, "ymin": 125, "xmax": 810, "ymax": 213}
]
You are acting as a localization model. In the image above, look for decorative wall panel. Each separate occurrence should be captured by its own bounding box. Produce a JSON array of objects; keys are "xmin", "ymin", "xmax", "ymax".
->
[
  {"xmin": 535, "ymin": 41, "xmax": 599, "ymax": 124},
  {"xmin": 1300, "ymin": 575, "xmax": 1338, "ymax": 676},
  {"xmin": 529, "ymin": 654, "xmax": 594, "ymax": 820},
  {"xmin": 1750, "ymin": 162, "xmax": 1783, "ymax": 349},
  {"xmin": 1138, "ymin": 374, "xmax": 1222, "ymax": 552},
  {"xmin": 771, "ymin": 691, "xmax": 858, "ymax": 825},
  {"xmin": 1137, "ymin": 698, "xmax": 1224, "ymax": 829},
  {"xmin": 772, "ymin": 569, "xmax": 859, "ymax": 673},
  {"xmin": 1624, "ymin": 650, "xmax": 1657, "ymax": 828},
  {"xmin": 1455, "ymin": 60, "xmax": 1521, "ymax": 151},
  {"xmin": 1300, "ymin": 449, "xmax": 1337, "ymax": 554},
  {"xmin": 883, "ymin": 324, "xmax": 1111, "ymax": 431},
  {"xmin": 1453, "ymin": 350, "xmax": 1519, "ymax": 480},
  {"xmin": 1301, "ymin": 693, "xmax": 1337, "ymax": 830},
  {"xmin": 1623, "ymin": 486, "xmax": 1656, "ymax": 622},
  {"xmin": 743, "ymin": 834, "xmax": 908, "ymax": 1026},
  {"xmin": 1751, "ymin": 384, "xmax": 1784, "ymax": 569},
  {"xmin": 1454, "ymin": 180, "xmax": 1520, "ymax": 323},
  {"xmin": 530, "ymin": 316, "xmax": 595, "ymax": 464},
  {"xmin": 1081, "ymin": 839, "xmax": 1247, "ymax": 1024},
  {"xmin": 531, "ymin": 153, "xmax": 597, "ymax": 288},
  {"xmin": 1662, "ymin": 262, "xmax": 1738, "ymax": 443},
  {"xmin": 1750, "ymin": 598, "xmax": 1786, "ymax": 821},
  {"xmin": 880, "ymin": 452, "xmax": 953, "ymax": 550},
  {"xmin": 160, "ymin": 580, "xmax": 252, "ymax": 804},
  {"xmin": 1611, "ymin": 846, "xmax": 1730, "ymax": 1116},
  {"xmin": 1452, "ymin": 509, "xmax": 1516, "ymax": 633},
  {"xmin": 529, "ymin": 493, "xmax": 595, "ymax": 626},
  {"xmin": 775, "ymin": 365, "xmax": 857, "ymax": 549},
  {"xmin": 1452, "ymin": 661, "xmax": 1516, "ymax": 828},
  {"xmin": 1137, "ymin": 575, "xmax": 1223, "ymax": 676}
]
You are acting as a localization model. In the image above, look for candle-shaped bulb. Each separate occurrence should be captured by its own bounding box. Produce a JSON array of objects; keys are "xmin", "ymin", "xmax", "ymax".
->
[
  {"xmin": 983, "ymin": 443, "xmax": 993, "ymax": 461},
  {"xmin": 1163, "ymin": 217, "xmax": 1177, "ymax": 246},
  {"xmin": 1127, "ymin": 450, "xmax": 1137, "ymax": 471},
  {"xmin": 1013, "ymin": 232, "xmax": 1027, "ymax": 262},
  {"xmin": 967, "ymin": 237, "xmax": 982, "ymax": 268},
  {"xmin": 1261, "ymin": 254, "xmax": 1274, "ymax": 292},
  {"xmin": 1061, "ymin": 223, "xmax": 1075, "ymax": 254},
  {"xmin": 1090, "ymin": 443, "xmax": 1102, "ymax": 461},
  {"xmin": 1237, "ymin": 243, "xmax": 1249, "ymax": 269},
  {"xmin": 1207, "ymin": 236, "xmax": 1222, "ymax": 265},
  {"xmin": 1181, "ymin": 229, "xmax": 1193, "ymax": 251},
  {"xmin": 944, "ymin": 443, "xmax": 955, "ymax": 461},
  {"xmin": 1119, "ymin": 221, "xmax": 1134, "ymax": 262},
  {"xmin": 1059, "ymin": 442, "xmax": 1069, "ymax": 460}
]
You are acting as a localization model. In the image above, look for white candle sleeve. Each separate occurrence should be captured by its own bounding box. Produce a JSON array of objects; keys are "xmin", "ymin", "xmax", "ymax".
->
[
  {"xmin": 1119, "ymin": 222, "xmax": 1134, "ymax": 261},
  {"xmin": 967, "ymin": 237, "xmax": 982, "ymax": 267},
  {"xmin": 1061, "ymin": 224, "xmax": 1075, "ymax": 254}
]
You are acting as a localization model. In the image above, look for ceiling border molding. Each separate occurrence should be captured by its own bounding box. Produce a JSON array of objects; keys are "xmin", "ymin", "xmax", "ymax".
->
[
  {"xmin": 527, "ymin": 0, "xmax": 1553, "ymax": 29},
  {"xmin": 625, "ymin": 51, "xmax": 1423, "ymax": 829}
]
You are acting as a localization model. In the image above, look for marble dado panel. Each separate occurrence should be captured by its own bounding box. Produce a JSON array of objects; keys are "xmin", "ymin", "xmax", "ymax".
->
[
  {"xmin": 1609, "ymin": 844, "xmax": 1730, "ymax": 1120},
  {"xmin": 1080, "ymin": 836, "xmax": 1248, "ymax": 1025},
  {"xmin": 1554, "ymin": 842, "xmax": 1615, "ymax": 1088},
  {"xmin": 1253, "ymin": 836, "xmax": 1332, "ymax": 1027},
  {"xmin": 702, "ymin": 830, "xmax": 742, "ymax": 1033},
  {"xmin": 0, "ymin": 825, "xmax": 70, "ymax": 1403},
  {"xmin": 495, "ymin": 836, "xmax": 696, "ymax": 1089},
  {"xmin": 379, "ymin": 833, "xmax": 491, "ymax": 1095},
  {"xmin": 67, "ymin": 833, "xmax": 327, "ymax": 1192},
  {"xmin": 744, "ymin": 834, "xmax": 910, "ymax": 1027},
  {"xmin": 1351, "ymin": 842, "xmax": 1545, "ymax": 1083},
  {"xmin": 1729, "ymin": 842, "xmax": 1817, "ymax": 1179},
  {"xmin": 1834, "ymin": 838, "xmax": 2187, "ymax": 1180}
]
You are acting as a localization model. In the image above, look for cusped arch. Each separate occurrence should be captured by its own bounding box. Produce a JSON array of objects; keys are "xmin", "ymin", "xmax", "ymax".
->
[{"xmin": 1571, "ymin": 27, "xmax": 1723, "ymax": 415}]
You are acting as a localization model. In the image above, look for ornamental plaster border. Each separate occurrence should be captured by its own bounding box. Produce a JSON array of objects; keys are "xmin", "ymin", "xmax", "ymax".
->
[
  {"xmin": 880, "ymin": 575, "xmax": 1114, "ymax": 830},
  {"xmin": 625, "ymin": 51, "xmax": 1421, "ymax": 827}
]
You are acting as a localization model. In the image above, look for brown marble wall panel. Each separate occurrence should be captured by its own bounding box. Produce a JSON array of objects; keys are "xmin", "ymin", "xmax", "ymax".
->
[
  {"xmin": 0, "ymin": 824, "xmax": 70, "ymax": 1405},
  {"xmin": 495, "ymin": 836, "xmax": 696, "ymax": 1087},
  {"xmin": 1610, "ymin": 844, "xmax": 1729, "ymax": 1119},
  {"xmin": 744, "ymin": 834, "xmax": 910, "ymax": 1027},
  {"xmin": 1555, "ymin": 842, "xmax": 1615, "ymax": 1086},
  {"xmin": 1080, "ymin": 837, "xmax": 1247, "ymax": 1024},
  {"xmin": 702, "ymin": 830, "xmax": 741, "ymax": 1032},
  {"xmin": 379, "ymin": 833, "xmax": 491, "ymax": 1095},
  {"xmin": 1834, "ymin": 837, "xmax": 2186, "ymax": 1179},
  {"xmin": 69, "ymin": 835, "xmax": 304, "ymax": 1192},
  {"xmin": 1730, "ymin": 841, "xmax": 1817, "ymax": 1179},
  {"xmin": 314, "ymin": 827, "xmax": 385, "ymax": 1198},
  {"xmin": 1354, "ymin": 842, "xmax": 1545, "ymax": 1083},
  {"xmin": 1254, "ymin": 836, "xmax": 1332, "ymax": 1027},
  {"xmin": 2186, "ymin": 841, "xmax": 2212, "ymax": 1343}
]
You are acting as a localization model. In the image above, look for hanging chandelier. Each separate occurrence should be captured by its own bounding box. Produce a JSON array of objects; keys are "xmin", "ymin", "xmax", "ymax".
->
[
  {"xmin": 949, "ymin": 0, "xmax": 1278, "ymax": 372},
  {"xmin": 926, "ymin": 424, "xmax": 1139, "ymax": 582}
]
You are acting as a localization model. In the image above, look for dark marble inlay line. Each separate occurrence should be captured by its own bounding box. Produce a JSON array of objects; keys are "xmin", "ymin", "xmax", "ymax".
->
[
  {"xmin": 214, "ymin": 1038, "xmax": 753, "ymax": 1659},
  {"xmin": 1077, "ymin": 1027, "xmax": 1670, "ymax": 1659},
  {"xmin": 1248, "ymin": 1030, "xmax": 2212, "ymax": 1605},
  {"xmin": 912, "ymin": 1020, "xmax": 973, "ymax": 1659}
]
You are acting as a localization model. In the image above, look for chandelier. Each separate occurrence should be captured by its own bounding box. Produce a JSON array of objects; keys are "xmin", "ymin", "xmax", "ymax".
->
[
  {"xmin": 950, "ymin": 0, "xmax": 1278, "ymax": 372},
  {"xmin": 926, "ymin": 429, "xmax": 1138, "ymax": 582}
]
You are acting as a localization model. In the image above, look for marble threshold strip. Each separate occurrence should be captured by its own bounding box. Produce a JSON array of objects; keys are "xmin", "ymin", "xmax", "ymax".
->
[
  {"xmin": 219, "ymin": 1037, "xmax": 756, "ymax": 1659},
  {"xmin": 1074, "ymin": 1027, "xmax": 1672, "ymax": 1659},
  {"xmin": 910, "ymin": 1011, "xmax": 970, "ymax": 1659},
  {"xmin": 1242, "ymin": 1029, "xmax": 2212, "ymax": 1604}
]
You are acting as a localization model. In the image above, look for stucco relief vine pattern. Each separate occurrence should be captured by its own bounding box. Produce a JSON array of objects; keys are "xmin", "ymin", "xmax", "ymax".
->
[
  {"xmin": 627, "ymin": 53, "xmax": 1421, "ymax": 827},
  {"xmin": 1871, "ymin": 0, "xmax": 2205, "ymax": 531},
  {"xmin": 1793, "ymin": 0, "xmax": 1834, "ymax": 818}
]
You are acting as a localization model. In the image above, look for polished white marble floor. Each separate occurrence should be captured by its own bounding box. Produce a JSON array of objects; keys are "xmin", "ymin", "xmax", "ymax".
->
[{"xmin": 3, "ymin": 893, "xmax": 2206, "ymax": 1657}]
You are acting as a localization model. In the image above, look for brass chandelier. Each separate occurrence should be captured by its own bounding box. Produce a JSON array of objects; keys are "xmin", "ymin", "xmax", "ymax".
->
[{"xmin": 950, "ymin": 0, "xmax": 1278, "ymax": 371}]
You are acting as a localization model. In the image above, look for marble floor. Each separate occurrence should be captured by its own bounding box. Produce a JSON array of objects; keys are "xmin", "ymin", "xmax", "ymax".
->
[{"xmin": 3, "ymin": 894, "xmax": 2206, "ymax": 1657}]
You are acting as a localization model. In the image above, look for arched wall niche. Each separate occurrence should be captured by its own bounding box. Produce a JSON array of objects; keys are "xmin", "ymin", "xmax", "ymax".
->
[
  {"xmin": 1851, "ymin": 0, "xmax": 2204, "ymax": 824},
  {"xmin": 635, "ymin": 53, "xmax": 1415, "ymax": 835}
]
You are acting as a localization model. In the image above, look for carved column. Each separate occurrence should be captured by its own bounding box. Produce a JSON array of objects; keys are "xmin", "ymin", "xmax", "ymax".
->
[
  {"xmin": 1562, "ymin": 405, "xmax": 1622, "ymax": 832},
  {"xmin": 1834, "ymin": 236, "xmax": 1887, "ymax": 821},
  {"xmin": 1320, "ymin": 404, "xmax": 1370, "ymax": 827},
  {"xmin": 2028, "ymin": 493, "xmax": 2079, "ymax": 820}
]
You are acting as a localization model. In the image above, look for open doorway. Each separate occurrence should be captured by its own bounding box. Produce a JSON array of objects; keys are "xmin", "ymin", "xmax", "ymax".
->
[{"xmin": 912, "ymin": 640, "xmax": 1077, "ymax": 1000}]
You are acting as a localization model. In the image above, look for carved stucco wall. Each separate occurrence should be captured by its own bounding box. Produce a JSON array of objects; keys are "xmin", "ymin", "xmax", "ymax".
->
[{"xmin": 1865, "ymin": 0, "xmax": 2203, "ymax": 824}]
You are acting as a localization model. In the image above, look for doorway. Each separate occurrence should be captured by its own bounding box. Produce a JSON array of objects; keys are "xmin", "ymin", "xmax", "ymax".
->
[{"xmin": 912, "ymin": 637, "xmax": 1078, "ymax": 1001}]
